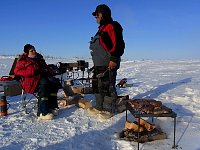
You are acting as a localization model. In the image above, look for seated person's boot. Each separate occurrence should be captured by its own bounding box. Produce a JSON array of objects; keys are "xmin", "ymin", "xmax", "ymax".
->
[
  {"xmin": 38, "ymin": 113, "xmax": 54, "ymax": 120},
  {"xmin": 37, "ymin": 97, "xmax": 54, "ymax": 120}
]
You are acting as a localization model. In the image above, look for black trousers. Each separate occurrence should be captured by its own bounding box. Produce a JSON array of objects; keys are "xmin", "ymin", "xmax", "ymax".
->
[
  {"xmin": 92, "ymin": 62, "xmax": 119, "ymax": 95},
  {"xmin": 37, "ymin": 77, "xmax": 59, "ymax": 116}
]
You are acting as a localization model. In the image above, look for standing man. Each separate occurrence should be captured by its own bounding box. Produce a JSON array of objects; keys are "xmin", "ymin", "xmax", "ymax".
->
[{"xmin": 89, "ymin": 4, "xmax": 125, "ymax": 116}]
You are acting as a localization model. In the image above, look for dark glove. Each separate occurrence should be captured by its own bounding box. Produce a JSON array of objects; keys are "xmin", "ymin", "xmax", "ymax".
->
[{"xmin": 34, "ymin": 69, "xmax": 41, "ymax": 76}]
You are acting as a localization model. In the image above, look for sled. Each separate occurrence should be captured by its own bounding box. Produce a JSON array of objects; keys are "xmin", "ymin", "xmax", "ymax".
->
[{"xmin": 116, "ymin": 78, "xmax": 127, "ymax": 88}]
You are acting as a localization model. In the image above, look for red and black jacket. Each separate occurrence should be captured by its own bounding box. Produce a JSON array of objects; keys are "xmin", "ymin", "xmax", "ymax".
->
[
  {"xmin": 97, "ymin": 19, "xmax": 125, "ymax": 62},
  {"xmin": 14, "ymin": 53, "xmax": 53, "ymax": 93}
]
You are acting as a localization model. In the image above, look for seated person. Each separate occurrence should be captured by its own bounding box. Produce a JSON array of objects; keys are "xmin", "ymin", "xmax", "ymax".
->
[{"xmin": 14, "ymin": 44, "xmax": 60, "ymax": 120}]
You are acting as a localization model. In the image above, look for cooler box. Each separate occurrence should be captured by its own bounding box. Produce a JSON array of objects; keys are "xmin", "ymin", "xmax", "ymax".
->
[{"xmin": 0, "ymin": 80, "xmax": 22, "ymax": 96}]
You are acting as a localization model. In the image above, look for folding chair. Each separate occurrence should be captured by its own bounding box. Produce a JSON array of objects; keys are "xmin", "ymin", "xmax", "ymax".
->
[
  {"xmin": 9, "ymin": 57, "xmax": 65, "ymax": 115},
  {"xmin": 20, "ymin": 89, "xmax": 39, "ymax": 114},
  {"xmin": 8, "ymin": 57, "xmax": 39, "ymax": 114}
]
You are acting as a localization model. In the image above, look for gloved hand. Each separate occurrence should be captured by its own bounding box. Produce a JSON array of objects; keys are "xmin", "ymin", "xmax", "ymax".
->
[{"xmin": 34, "ymin": 69, "xmax": 41, "ymax": 76}]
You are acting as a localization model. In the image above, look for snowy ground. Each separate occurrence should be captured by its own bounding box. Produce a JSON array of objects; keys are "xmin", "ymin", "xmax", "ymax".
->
[{"xmin": 0, "ymin": 56, "xmax": 200, "ymax": 150}]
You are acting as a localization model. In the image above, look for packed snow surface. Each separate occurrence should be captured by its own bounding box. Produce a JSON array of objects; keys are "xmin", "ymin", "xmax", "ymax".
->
[{"xmin": 0, "ymin": 56, "xmax": 200, "ymax": 150}]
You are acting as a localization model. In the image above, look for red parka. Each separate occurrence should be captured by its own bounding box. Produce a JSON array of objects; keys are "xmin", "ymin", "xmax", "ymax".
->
[{"xmin": 14, "ymin": 52, "xmax": 53, "ymax": 94}]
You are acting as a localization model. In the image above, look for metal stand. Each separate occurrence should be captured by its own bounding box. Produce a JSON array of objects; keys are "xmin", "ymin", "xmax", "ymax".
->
[{"xmin": 125, "ymin": 102, "xmax": 177, "ymax": 150}]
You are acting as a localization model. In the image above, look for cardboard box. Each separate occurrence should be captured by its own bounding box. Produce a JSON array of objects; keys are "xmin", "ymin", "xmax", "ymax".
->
[{"xmin": 0, "ymin": 80, "xmax": 22, "ymax": 96}]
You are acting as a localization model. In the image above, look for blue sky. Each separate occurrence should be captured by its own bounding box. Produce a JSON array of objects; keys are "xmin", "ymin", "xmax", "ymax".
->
[{"xmin": 0, "ymin": 0, "xmax": 199, "ymax": 60}]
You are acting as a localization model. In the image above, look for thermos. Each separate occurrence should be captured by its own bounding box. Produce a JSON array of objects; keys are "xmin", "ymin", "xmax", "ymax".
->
[{"xmin": 0, "ymin": 96, "xmax": 9, "ymax": 116}]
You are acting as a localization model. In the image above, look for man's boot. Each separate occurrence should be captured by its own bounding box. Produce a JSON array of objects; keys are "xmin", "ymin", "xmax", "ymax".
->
[
  {"xmin": 99, "ymin": 95, "xmax": 116, "ymax": 120},
  {"xmin": 95, "ymin": 93, "xmax": 104, "ymax": 111},
  {"xmin": 87, "ymin": 93, "xmax": 104, "ymax": 115}
]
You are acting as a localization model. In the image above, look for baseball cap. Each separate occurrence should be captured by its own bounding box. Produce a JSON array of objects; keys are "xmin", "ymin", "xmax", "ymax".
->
[{"xmin": 92, "ymin": 4, "xmax": 111, "ymax": 17}]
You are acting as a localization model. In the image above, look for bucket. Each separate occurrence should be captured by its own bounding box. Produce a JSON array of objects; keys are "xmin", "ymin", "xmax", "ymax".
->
[{"xmin": 0, "ymin": 96, "xmax": 10, "ymax": 116}]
